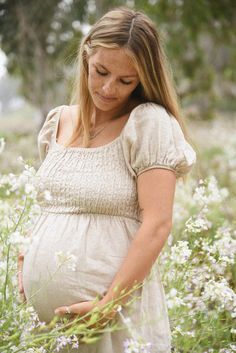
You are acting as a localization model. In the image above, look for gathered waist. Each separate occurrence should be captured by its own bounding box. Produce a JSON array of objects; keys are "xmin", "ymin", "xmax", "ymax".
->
[{"xmin": 40, "ymin": 207, "xmax": 141, "ymax": 224}]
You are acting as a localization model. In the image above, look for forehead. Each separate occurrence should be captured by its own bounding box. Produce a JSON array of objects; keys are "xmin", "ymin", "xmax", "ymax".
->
[{"xmin": 90, "ymin": 47, "xmax": 137, "ymax": 75}]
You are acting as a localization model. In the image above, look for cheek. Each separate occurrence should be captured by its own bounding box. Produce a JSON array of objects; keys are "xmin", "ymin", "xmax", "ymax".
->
[
  {"xmin": 119, "ymin": 84, "xmax": 138, "ymax": 99},
  {"xmin": 88, "ymin": 67, "xmax": 102, "ymax": 91}
]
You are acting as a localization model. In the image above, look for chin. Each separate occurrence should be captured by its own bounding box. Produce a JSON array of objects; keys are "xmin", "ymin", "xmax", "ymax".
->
[{"xmin": 92, "ymin": 95, "xmax": 118, "ymax": 111}]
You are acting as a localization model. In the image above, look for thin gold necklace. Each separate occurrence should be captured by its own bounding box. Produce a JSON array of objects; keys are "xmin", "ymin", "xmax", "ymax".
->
[
  {"xmin": 81, "ymin": 103, "xmax": 132, "ymax": 140},
  {"xmin": 88, "ymin": 111, "xmax": 125, "ymax": 140},
  {"xmin": 89, "ymin": 120, "xmax": 111, "ymax": 140}
]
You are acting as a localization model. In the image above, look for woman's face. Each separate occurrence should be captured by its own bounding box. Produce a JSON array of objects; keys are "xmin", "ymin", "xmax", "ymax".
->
[{"xmin": 87, "ymin": 47, "xmax": 140, "ymax": 112}]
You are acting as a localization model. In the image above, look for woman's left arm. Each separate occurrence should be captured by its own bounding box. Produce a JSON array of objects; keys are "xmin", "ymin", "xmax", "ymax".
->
[{"xmin": 102, "ymin": 167, "xmax": 176, "ymax": 306}]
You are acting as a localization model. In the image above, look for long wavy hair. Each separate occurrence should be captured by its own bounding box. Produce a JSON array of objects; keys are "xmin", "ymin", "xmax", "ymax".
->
[{"xmin": 67, "ymin": 6, "xmax": 195, "ymax": 153}]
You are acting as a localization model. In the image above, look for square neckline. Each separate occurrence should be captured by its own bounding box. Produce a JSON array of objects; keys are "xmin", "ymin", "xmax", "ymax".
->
[{"xmin": 52, "ymin": 103, "xmax": 147, "ymax": 152}]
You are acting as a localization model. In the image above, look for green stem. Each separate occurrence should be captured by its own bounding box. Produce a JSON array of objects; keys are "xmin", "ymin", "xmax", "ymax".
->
[{"xmin": 3, "ymin": 196, "xmax": 28, "ymax": 304}]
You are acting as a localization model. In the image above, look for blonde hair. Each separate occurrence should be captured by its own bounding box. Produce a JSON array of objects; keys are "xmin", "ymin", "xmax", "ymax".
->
[{"xmin": 68, "ymin": 6, "xmax": 196, "ymax": 159}]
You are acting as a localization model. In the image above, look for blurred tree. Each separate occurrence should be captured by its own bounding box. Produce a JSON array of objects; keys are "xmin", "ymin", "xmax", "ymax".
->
[
  {"xmin": 93, "ymin": 0, "xmax": 124, "ymax": 19},
  {"xmin": 0, "ymin": 0, "xmax": 87, "ymax": 126},
  {"xmin": 135, "ymin": 0, "xmax": 236, "ymax": 119},
  {"xmin": 0, "ymin": 0, "xmax": 235, "ymax": 122}
]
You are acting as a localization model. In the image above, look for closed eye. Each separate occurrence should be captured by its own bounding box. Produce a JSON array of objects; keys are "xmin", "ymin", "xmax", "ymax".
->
[
  {"xmin": 96, "ymin": 68, "xmax": 107, "ymax": 76},
  {"xmin": 96, "ymin": 68, "xmax": 133, "ymax": 85}
]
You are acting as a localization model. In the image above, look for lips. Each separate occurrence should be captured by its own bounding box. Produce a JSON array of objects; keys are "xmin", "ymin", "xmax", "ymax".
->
[{"xmin": 96, "ymin": 92, "xmax": 117, "ymax": 102}]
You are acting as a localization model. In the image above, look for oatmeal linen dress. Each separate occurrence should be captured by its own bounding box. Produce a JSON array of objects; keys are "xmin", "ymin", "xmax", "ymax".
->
[{"xmin": 22, "ymin": 102, "xmax": 196, "ymax": 353}]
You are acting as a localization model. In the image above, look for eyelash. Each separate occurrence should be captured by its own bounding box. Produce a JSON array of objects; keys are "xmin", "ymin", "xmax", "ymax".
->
[{"xmin": 95, "ymin": 69, "xmax": 132, "ymax": 85}]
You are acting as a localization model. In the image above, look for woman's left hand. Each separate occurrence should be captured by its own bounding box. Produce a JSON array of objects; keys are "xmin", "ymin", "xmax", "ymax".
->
[{"xmin": 54, "ymin": 299, "xmax": 118, "ymax": 328}]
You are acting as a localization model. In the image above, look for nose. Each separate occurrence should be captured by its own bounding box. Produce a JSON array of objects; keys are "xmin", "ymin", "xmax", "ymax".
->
[{"xmin": 102, "ymin": 78, "xmax": 116, "ymax": 97}]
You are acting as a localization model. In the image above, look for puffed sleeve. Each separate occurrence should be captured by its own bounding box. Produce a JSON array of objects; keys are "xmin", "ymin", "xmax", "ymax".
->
[
  {"xmin": 37, "ymin": 105, "xmax": 63, "ymax": 163},
  {"xmin": 121, "ymin": 102, "xmax": 197, "ymax": 179}
]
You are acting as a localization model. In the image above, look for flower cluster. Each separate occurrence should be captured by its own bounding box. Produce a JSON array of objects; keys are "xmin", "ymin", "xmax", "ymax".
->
[
  {"xmin": 55, "ymin": 250, "xmax": 78, "ymax": 272},
  {"xmin": 123, "ymin": 337, "xmax": 152, "ymax": 353}
]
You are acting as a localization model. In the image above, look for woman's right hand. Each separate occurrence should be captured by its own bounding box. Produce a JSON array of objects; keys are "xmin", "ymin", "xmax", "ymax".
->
[{"xmin": 17, "ymin": 252, "xmax": 26, "ymax": 302}]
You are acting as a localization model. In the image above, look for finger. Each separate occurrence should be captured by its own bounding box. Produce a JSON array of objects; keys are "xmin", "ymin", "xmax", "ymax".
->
[
  {"xmin": 20, "ymin": 290, "xmax": 26, "ymax": 299},
  {"xmin": 18, "ymin": 254, "xmax": 24, "ymax": 261},
  {"xmin": 17, "ymin": 261, "xmax": 23, "ymax": 284},
  {"xmin": 18, "ymin": 273, "xmax": 24, "ymax": 293},
  {"xmin": 18, "ymin": 283, "xmax": 25, "ymax": 296},
  {"xmin": 20, "ymin": 292, "xmax": 27, "ymax": 303},
  {"xmin": 18, "ymin": 254, "xmax": 24, "ymax": 268},
  {"xmin": 54, "ymin": 306, "xmax": 73, "ymax": 316},
  {"xmin": 18, "ymin": 276, "xmax": 23, "ymax": 292},
  {"xmin": 55, "ymin": 302, "xmax": 92, "ymax": 317}
]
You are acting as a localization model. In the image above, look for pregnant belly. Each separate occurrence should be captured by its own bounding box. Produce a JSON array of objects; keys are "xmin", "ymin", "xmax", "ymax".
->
[{"xmin": 22, "ymin": 213, "xmax": 140, "ymax": 323}]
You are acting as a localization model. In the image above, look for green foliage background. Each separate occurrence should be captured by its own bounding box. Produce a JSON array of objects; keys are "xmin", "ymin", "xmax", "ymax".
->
[{"xmin": 0, "ymin": 0, "xmax": 235, "ymax": 123}]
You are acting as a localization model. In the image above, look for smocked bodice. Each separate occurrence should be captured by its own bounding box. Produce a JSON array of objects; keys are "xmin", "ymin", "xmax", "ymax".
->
[{"xmin": 35, "ymin": 137, "xmax": 141, "ymax": 221}]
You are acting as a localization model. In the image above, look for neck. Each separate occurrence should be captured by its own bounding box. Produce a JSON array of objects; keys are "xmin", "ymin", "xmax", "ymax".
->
[{"xmin": 93, "ymin": 99, "xmax": 133, "ymax": 126}]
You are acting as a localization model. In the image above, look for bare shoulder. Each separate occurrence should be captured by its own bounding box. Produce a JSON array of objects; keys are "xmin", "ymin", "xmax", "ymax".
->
[
  {"xmin": 61, "ymin": 105, "xmax": 79, "ymax": 123},
  {"xmin": 56, "ymin": 105, "xmax": 79, "ymax": 142}
]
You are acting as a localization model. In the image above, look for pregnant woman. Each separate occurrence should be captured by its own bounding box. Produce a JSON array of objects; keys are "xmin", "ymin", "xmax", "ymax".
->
[{"xmin": 19, "ymin": 6, "xmax": 196, "ymax": 353}]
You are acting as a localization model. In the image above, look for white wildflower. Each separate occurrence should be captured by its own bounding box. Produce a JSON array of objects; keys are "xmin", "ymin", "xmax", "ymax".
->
[
  {"xmin": 202, "ymin": 278, "xmax": 236, "ymax": 314},
  {"xmin": 24, "ymin": 183, "xmax": 36, "ymax": 195},
  {"xmin": 185, "ymin": 213, "xmax": 212, "ymax": 233},
  {"xmin": 214, "ymin": 226, "xmax": 236, "ymax": 262},
  {"xmin": 169, "ymin": 288, "xmax": 178, "ymax": 297},
  {"xmin": 8, "ymin": 230, "xmax": 31, "ymax": 246},
  {"xmin": 55, "ymin": 251, "xmax": 77, "ymax": 271},
  {"xmin": 0, "ymin": 137, "xmax": 5, "ymax": 154},
  {"xmin": 123, "ymin": 317, "xmax": 132, "ymax": 325},
  {"xmin": 56, "ymin": 336, "xmax": 69, "ymax": 351},
  {"xmin": 123, "ymin": 337, "xmax": 152, "ymax": 353},
  {"xmin": 55, "ymin": 335, "xmax": 79, "ymax": 351},
  {"xmin": 25, "ymin": 348, "xmax": 46, "ymax": 353},
  {"xmin": 170, "ymin": 240, "xmax": 192, "ymax": 264},
  {"xmin": 166, "ymin": 288, "xmax": 186, "ymax": 309},
  {"xmin": 193, "ymin": 176, "xmax": 229, "ymax": 206},
  {"xmin": 116, "ymin": 305, "xmax": 122, "ymax": 312}
]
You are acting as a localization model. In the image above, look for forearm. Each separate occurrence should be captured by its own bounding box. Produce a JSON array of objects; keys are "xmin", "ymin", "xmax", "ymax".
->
[{"xmin": 102, "ymin": 220, "xmax": 171, "ymax": 306}]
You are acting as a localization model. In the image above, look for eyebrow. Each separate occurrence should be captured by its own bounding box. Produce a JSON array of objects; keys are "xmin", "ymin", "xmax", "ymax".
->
[{"xmin": 96, "ymin": 63, "xmax": 138, "ymax": 78}]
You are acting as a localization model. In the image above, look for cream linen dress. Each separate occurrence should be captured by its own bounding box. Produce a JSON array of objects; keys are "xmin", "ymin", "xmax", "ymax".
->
[{"xmin": 22, "ymin": 102, "xmax": 196, "ymax": 353}]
